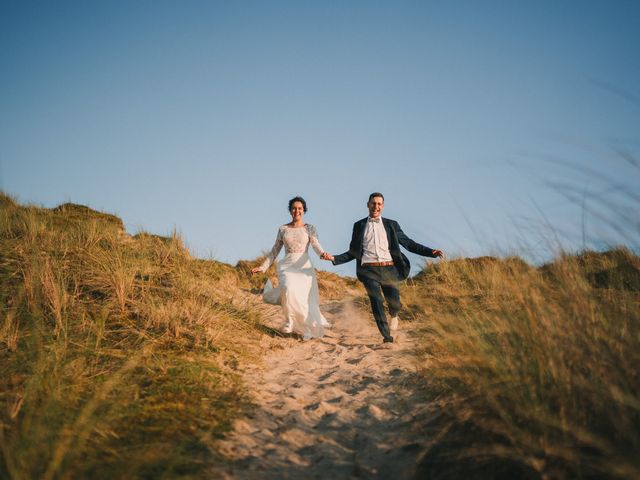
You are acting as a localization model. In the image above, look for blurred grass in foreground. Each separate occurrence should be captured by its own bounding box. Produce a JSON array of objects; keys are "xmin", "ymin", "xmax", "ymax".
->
[
  {"xmin": 404, "ymin": 249, "xmax": 640, "ymax": 479},
  {"xmin": 0, "ymin": 193, "xmax": 270, "ymax": 479}
]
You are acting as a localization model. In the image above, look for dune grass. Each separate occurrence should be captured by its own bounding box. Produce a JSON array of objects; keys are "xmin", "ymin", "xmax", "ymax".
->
[
  {"xmin": 0, "ymin": 194, "xmax": 269, "ymax": 479},
  {"xmin": 404, "ymin": 249, "xmax": 640, "ymax": 479},
  {"xmin": 3, "ymin": 189, "xmax": 639, "ymax": 479}
]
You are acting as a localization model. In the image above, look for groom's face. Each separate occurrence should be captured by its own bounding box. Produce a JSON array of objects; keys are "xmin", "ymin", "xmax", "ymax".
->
[{"xmin": 367, "ymin": 196, "xmax": 384, "ymax": 219}]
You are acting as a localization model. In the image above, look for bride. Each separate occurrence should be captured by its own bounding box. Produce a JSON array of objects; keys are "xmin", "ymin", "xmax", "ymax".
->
[{"xmin": 251, "ymin": 196, "xmax": 329, "ymax": 339}]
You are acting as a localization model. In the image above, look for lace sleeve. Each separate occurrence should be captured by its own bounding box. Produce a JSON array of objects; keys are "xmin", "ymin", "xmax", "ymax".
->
[
  {"xmin": 258, "ymin": 227, "xmax": 284, "ymax": 271},
  {"xmin": 306, "ymin": 224, "xmax": 325, "ymax": 257}
]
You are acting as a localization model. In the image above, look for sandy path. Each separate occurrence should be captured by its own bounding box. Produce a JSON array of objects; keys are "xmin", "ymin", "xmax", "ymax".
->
[{"xmin": 212, "ymin": 298, "xmax": 432, "ymax": 479}]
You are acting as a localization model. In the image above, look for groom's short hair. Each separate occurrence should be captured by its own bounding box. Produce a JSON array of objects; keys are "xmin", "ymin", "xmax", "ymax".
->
[{"xmin": 368, "ymin": 192, "xmax": 384, "ymax": 203}]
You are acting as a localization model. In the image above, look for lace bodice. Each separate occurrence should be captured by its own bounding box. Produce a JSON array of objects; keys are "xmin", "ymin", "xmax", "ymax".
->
[{"xmin": 258, "ymin": 224, "xmax": 325, "ymax": 271}]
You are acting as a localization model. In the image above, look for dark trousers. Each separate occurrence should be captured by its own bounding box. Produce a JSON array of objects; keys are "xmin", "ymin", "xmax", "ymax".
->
[{"xmin": 359, "ymin": 265, "xmax": 401, "ymax": 342}]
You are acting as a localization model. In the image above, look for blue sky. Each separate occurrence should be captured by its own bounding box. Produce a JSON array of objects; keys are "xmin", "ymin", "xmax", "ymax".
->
[{"xmin": 1, "ymin": 1, "xmax": 639, "ymax": 275}]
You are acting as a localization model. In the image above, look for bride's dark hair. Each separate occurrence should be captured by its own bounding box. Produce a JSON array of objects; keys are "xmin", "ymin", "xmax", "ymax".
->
[{"xmin": 288, "ymin": 196, "xmax": 308, "ymax": 213}]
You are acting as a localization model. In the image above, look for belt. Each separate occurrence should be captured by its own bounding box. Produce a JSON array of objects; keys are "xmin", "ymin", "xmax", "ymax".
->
[{"xmin": 362, "ymin": 261, "xmax": 395, "ymax": 267}]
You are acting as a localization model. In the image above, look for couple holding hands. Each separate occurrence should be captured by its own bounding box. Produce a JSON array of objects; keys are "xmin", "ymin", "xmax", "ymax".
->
[{"xmin": 251, "ymin": 192, "xmax": 443, "ymax": 343}]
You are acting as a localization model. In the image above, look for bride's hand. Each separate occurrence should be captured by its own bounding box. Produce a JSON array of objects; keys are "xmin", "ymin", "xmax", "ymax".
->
[{"xmin": 250, "ymin": 267, "xmax": 262, "ymax": 275}]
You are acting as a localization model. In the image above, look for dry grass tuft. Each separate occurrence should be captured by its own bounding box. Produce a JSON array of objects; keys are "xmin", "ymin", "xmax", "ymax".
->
[
  {"xmin": 316, "ymin": 270, "xmax": 364, "ymax": 301},
  {"xmin": 406, "ymin": 248, "xmax": 640, "ymax": 479},
  {"xmin": 0, "ymin": 195, "xmax": 270, "ymax": 478}
]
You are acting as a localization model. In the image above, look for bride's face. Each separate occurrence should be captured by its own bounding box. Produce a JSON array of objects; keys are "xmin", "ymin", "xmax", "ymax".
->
[{"xmin": 290, "ymin": 201, "xmax": 304, "ymax": 223}]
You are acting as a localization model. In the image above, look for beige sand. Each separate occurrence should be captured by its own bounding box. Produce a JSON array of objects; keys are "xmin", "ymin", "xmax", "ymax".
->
[{"xmin": 212, "ymin": 297, "xmax": 433, "ymax": 479}]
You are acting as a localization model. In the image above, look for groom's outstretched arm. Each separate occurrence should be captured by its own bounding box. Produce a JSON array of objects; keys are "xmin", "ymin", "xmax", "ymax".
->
[
  {"xmin": 332, "ymin": 222, "xmax": 360, "ymax": 266},
  {"xmin": 332, "ymin": 251, "xmax": 354, "ymax": 265},
  {"xmin": 395, "ymin": 221, "xmax": 442, "ymax": 258}
]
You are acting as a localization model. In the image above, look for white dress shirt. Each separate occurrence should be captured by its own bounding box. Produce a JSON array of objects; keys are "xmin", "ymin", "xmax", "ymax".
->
[{"xmin": 361, "ymin": 217, "xmax": 393, "ymax": 264}]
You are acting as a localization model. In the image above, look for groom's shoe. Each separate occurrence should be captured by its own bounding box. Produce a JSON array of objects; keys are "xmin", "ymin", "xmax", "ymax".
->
[
  {"xmin": 383, "ymin": 336, "xmax": 394, "ymax": 343},
  {"xmin": 390, "ymin": 316, "xmax": 399, "ymax": 331}
]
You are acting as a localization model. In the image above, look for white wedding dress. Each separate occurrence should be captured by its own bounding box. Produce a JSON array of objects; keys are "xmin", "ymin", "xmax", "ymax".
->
[{"xmin": 257, "ymin": 224, "xmax": 329, "ymax": 339}]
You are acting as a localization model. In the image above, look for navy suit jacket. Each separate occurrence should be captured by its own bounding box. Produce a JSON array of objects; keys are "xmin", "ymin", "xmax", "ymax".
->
[{"xmin": 333, "ymin": 217, "xmax": 437, "ymax": 280}]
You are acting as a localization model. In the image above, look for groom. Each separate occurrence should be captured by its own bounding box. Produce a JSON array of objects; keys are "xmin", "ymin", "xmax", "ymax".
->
[{"xmin": 322, "ymin": 192, "xmax": 443, "ymax": 343}]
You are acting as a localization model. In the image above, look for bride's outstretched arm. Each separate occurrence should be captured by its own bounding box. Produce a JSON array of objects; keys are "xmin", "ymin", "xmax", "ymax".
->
[
  {"xmin": 307, "ymin": 225, "xmax": 327, "ymax": 258},
  {"xmin": 251, "ymin": 228, "xmax": 283, "ymax": 274}
]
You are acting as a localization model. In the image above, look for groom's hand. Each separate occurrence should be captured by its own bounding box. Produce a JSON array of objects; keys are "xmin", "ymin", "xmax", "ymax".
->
[
  {"xmin": 432, "ymin": 249, "xmax": 444, "ymax": 259},
  {"xmin": 321, "ymin": 252, "xmax": 335, "ymax": 262}
]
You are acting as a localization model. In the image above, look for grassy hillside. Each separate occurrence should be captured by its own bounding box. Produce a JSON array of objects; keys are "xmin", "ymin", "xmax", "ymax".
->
[
  {"xmin": 0, "ymin": 194, "xmax": 273, "ymax": 479},
  {"xmin": 405, "ymin": 250, "xmax": 640, "ymax": 479}
]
